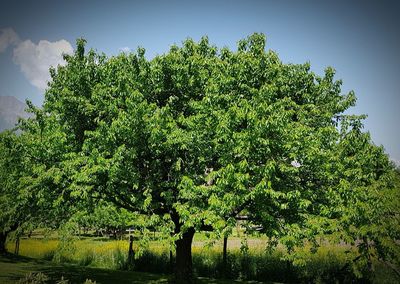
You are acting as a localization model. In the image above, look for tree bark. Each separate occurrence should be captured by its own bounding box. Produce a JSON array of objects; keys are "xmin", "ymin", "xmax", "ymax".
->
[
  {"xmin": 128, "ymin": 235, "xmax": 134, "ymax": 265},
  {"xmin": 169, "ymin": 250, "xmax": 174, "ymax": 273},
  {"xmin": 222, "ymin": 236, "xmax": 228, "ymax": 276},
  {"xmin": 14, "ymin": 236, "xmax": 20, "ymax": 255},
  {"xmin": 0, "ymin": 231, "xmax": 8, "ymax": 253},
  {"xmin": 0, "ymin": 223, "xmax": 19, "ymax": 254},
  {"xmin": 362, "ymin": 237, "xmax": 373, "ymax": 273},
  {"xmin": 174, "ymin": 227, "xmax": 195, "ymax": 284}
]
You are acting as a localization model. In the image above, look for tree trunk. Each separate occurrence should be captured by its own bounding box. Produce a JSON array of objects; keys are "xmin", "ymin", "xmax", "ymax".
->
[
  {"xmin": 362, "ymin": 237, "xmax": 373, "ymax": 274},
  {"xmin": 0, "ymin": 231, "xmax": 8, "ymax": 253},
  {"xmin": 128, "ymin": 235, "xmax": 134, "ymax": 265},
  {"xmin": 14, "ymin": 236, "xmax": 20, "ymax": 255},
  {"xmin": 169, "ymin": 250, "xmax": 174, "ymax": 272},
  {"xmin": 174, "ymin": 227, "xmax": 195, "ymax": 284},
  {"xmin": 0, "ymin": 224, "xmax": 19, "ymax": 254},
  {"xmin": 222, "ymin": 236, "xmax": 228, "ymax": 276}
]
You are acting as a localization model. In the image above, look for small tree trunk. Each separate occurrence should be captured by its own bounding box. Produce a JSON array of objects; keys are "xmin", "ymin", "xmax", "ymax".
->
[
  {"xmin": 0, "ymin": 231, "xmax": 8, "ymax": 253},
  {"xmin": 169, "ymin": 250, "xmax": 174, "ymax": 272},
  {"xmin": 285, "ymin": 248, "xmax": 293, "ymax": 283},
  {"xmin": 175, "ymin": 227, "xmax": 195, "ymax": 284},
  {"xmin": 0, "ymin": 224, "xmax": 19, "ymax": 254},
  {"xmin": 285, "ymin": 259, "xmax": 292, "ymax": 282},
  {"xmin": 223, "ymin": 236, "xmax": 228, "ymax": 275},
  {"xmin": 363, "ymin": 237, "xmax": 373, "ymax": 273},
  {"xmin": 14, "ymin": 236, "xmax": 20, "ymax": 255},
  {"xmin": 128, "ymin": 235, "xmax": 134, "ymax": 265}
]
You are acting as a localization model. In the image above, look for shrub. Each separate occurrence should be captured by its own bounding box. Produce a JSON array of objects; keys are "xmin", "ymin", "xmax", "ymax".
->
[
  {"xmin": 133, "ymin": 250, "xmax": 170, "ymax": 274},
  {"xmin": 77, "ymin": 249, "xmax": 95, "ymax": 266},
  {"xmin": 56, "ymin": 276, "xmax": 69, "ymax": 284},
  {"xmin": 18, "ymin": 272, "xmax": 49, "ymax": 284}
]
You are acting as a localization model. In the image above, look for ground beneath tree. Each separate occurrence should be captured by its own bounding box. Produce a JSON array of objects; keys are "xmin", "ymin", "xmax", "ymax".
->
[{"xmin": 0, "ymin": 253, "xmax": 267, "ymax": 283}]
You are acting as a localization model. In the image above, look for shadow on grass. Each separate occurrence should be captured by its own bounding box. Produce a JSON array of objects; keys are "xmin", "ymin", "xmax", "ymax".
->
[
  {"xmin": 0, "ymin": 253, "xmax": 169, "ymax": 283},
  {"xmin": 0, "ymin": 253, "xmax": 42, "ymax": 264},
  {"xmin": 0, "ymin": 253, "xmax": 271, "ymax": 284}
]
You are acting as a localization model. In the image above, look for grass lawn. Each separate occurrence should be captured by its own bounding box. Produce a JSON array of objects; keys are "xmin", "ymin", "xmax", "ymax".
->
[
  {"xmin": 0, "ymin": 253, "xmax": 169, "ymax": 283},
  {"xmin": 0, "ymin": 253, "xmax": 267, "ymax": 284}
]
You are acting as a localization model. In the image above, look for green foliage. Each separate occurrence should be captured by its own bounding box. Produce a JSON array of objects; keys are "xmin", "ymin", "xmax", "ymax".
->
[
  {"xmin": 70, "ymin": 202, "xmax": 138, "ymax": 237},
  {"xmin": 37, "ymin": 33, "xmax": 366, "ymax": 242},
  {"xmin": 192, "ymin": 247, "xmax": 288, "ymax": 281},
  {"xmin": 0, "ymin": 131, "xmax": 24, "ymax": 233},
  {"xmin": 322, "ymin": 120, "xmax": 400, "ymax": 273},
  {"xmin": 133, "ymin": 250, "xmax": 171, "ymax": 274},
  {"xmin": 0, "ymin": 103, "xmax": 84, "ymax": 245}
]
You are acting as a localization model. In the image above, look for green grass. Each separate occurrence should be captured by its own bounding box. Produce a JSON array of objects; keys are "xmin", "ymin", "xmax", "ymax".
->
[
  {"xmin": 0, "ymin": 253, "xmax": 169, "ymax": 284},
  {"xmin": 4, "ymin": 236, "xmax": 400, "ymax": 283},
  {"xmin": 0, "ymin": 253, "xmax": 268, "ymax": 284}
]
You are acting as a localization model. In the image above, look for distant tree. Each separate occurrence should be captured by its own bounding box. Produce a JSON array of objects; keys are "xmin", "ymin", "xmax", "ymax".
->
[
  {"xmin": 0, "ymin": 103, "xmax": 83, "ymax": 253},
  {"xmin": 331, "ymin": 118, "xmax": 399, "ymax": 277},
  {"xmin": 278, "ymin": 116, "xmax": 399, "ymax": 280},
  {"xmin": 0, "ymin": 131, "xmax": 25, "ymax": 252},
  {"xmin": 72, "ymin": 202, "xmax": 137, "ymax": 238},
  {"xmin": 24, "ymin": 33, "xmax": 394, "ymax": 282}
]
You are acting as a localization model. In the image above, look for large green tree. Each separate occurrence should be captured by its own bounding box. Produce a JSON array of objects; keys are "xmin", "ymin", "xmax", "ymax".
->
[{"xmin": 35, "ymin": 34, "xmax": 394, "ymax": 282}]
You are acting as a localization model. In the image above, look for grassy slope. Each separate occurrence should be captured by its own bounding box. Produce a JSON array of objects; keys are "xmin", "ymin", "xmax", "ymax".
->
[
  {"xmin": 0, "ymin": 253, "xmax": 170, "ymax": 284},
  {"xmin": 0, "ymin": 253, "xmax": 266, "ymax": 284}
]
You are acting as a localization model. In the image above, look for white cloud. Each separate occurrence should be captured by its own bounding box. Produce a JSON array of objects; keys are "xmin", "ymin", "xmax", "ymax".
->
[
  {"xmin": 0, "ymin": 28, "xmax": 20, "ymax": 52},
  {"xmin": 119, "ymin": 46, "xmax": 131, "ymax": 53},
  {"xmin": 1, "ymin": 27, "xmax": 74, "ymax": 91},
  {"xmin": 392, "ymin": 158, "xmax": 400, "ymax": 168},
  {"xmin": 13, "ymin": 39, "xmax": 73, "ymax": 90}
]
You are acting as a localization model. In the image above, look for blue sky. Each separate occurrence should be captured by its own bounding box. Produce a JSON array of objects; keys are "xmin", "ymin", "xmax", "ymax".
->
[{"xmin": 0, "ymin": 0, "xmax": 399, "ymax": 164}]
